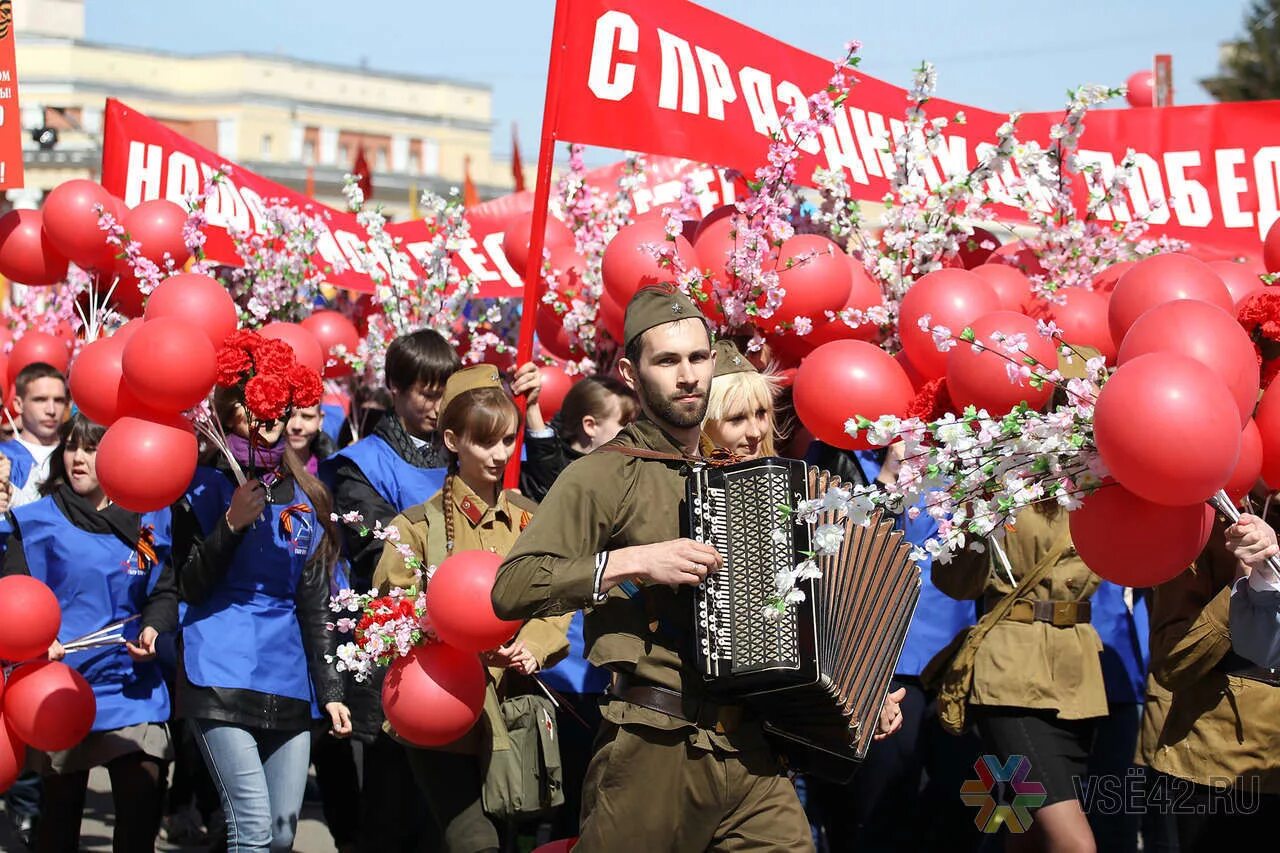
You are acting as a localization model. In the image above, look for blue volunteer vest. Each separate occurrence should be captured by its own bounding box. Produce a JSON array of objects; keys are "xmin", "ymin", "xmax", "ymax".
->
[
  {"xmin": 1091, "ymin": 581, "xmax": 1150, "ymax": 705},
  {"xmin": 852, "ymin": 452, "xmax": 978, "ymax": 677},
  {"xmin": 13, "ymin": 496, "xmax": 172, "ymax": 732},
  {"xmin": 541, "ymin": 611, "xmax": 611, "ymax": 695},
  {"xmin": 322, "ymin": 434, "xmax": 445, "ymax": 513},
  {"xmin": 0, "ymin": 440, "xmax": 37, "ymax": 492},
  {"xmin": 320, "ymin": 403, "xmax": 345, "ymax": 443},
  {"xmin": 180, "ymin": 467, "xmax": 321, "ymax": 710}
]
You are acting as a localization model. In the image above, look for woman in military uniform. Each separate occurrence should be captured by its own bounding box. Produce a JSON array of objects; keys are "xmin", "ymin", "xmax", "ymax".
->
[
  {"xmin": 700, "ymin": 339, "xmax": 781, "ymax": 461},
  {"xmin": 373, "ymin": 365, "xmax": 570, "ymax": 853}
]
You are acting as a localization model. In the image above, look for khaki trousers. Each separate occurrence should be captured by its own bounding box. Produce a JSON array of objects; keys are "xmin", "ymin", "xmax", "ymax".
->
[{"xmin": 575, "ymin": 722, "xmax": 814, "ymax": 852}]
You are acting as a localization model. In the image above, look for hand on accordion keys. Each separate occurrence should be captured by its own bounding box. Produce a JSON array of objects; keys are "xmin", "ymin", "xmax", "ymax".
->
[
  {"xmin": 602, "ymin": 538, "xmax": 724, "ymax": 592},
  {"xmin": 873, "ymin": 687, "xmax": 908, "ymax": 741}
]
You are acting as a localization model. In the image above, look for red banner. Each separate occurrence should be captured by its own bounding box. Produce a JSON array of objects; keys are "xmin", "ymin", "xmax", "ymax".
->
[
  {"xmin": 545, "ymin": 0, "xmax": 1280, "ymax": 256},
  {"xmin": 0, "ymin": 11, "xmax": 24, "ymax": 190}
]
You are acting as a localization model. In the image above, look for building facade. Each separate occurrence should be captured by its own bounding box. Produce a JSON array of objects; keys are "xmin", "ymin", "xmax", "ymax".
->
[{"xmin": 10, "ymin": 0, "xmax": 524, "ymax": 216}]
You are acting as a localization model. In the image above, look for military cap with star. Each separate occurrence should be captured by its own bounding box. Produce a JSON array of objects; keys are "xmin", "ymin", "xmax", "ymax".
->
[
  {"xmin": 712, "ymin": 339, "xmax": 755, "ymax": 378},
  {"xmin": 439, "ymin": 363, "xmax": 503, "ymax": 416},
  {"xmin": 623, "ymin": 283, "xmax": 708, "ymax": 351}
]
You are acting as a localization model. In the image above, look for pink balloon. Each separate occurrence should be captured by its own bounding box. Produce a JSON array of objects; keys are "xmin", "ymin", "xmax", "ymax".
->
[
  {"xmin": 972, "ymin": 264, "xmax": 1034, "ymax": 313},
  {"xmin": 1126, "ymin": 71, "xmax": 1155, "ymax": 108},
  {"xmin": 1208, "ymin": 259, "xmax": 1266, "ymax": 307},
  {"xmin": 1048, "ymin": 288, "xmax": 1115, "ymax": 363},
  {"xmin": 898, "ymin": 269, "xmax": 1002, "ymax": 379},
  {"xmin": 1094, "ymin": 352, "xmax": 1241, "ymax": 506},
  {"xmin": 1108, "ymin": 253, "xmax": 1232, "ymax": 346}
]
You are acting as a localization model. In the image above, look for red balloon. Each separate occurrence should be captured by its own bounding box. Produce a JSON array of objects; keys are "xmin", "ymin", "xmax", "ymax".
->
[
  {"xmin": 382, "ymin": 643, "xmax": 486, "ymax": 747},
  {"xmin": 260, "ymin": 322, "xmax": 324, "ymax": 375},
  {"xmin": 598, "ymin": 292, "xmax": 625, "ymax": 343},
  {"xmin": 535, "ymin": 302, "xmax": 582, "ymax": 362},
  {"xmin": 537, "ymin": 364, "xmax": 576, "ymax": 421},
  {"xmin": 102, "ymin": 267, "xmax": 148, "ymax": 317},
  {"xmin": 144, "ymin": 273, "xmax": 239, "ymax": 348},
  {"xmin": 758, "ymin": 235, "xmax": 852, "ymax": 333},
  {"xmin": 41, "ymin": 179, "xmax": 117, "ymax": 270},
  {"xmin": 1208, "ymin": 259, "xmax": 1266, "ymax": 307},
  {"xmin": 955, "ymin": 226, "xmax": 1000, "ymax": 269},
  {"xmin": 946, "ymin": 311, "xmax": 1058, "ymax": 414},
  {"xmin": 1126, "ymin": 71, "xmax": 1155, "ymax": 108},
  {"xmin": 501, "ymin": 213, "xmax": 575, "ymax": 278},
  {"xmin": 1094, "ymin": 352, "xmax": 1241, "ymax": 505},
  {"xmin": 1047, "ymin": 289, "xmax": 1115, "ymax": 362},
  {"xmin": 301, "ymin": 310, "xmax": 361, "ymax": 378},
  {"xmin": 898, "ymin": 269, "xmax": 1002, "ymax": 379},
  {"xmin": 1116, "ymin": 299, "xmax": 1259, "ymax": 427},
  {"xmin": 986, "ymin": 241, "xmax": 1047, "ymax": 278},
  {"xmin": 895, "ymin": 350, "xmax": 928, "ymax": 392},
  {"xmin": 112, "ymin": 318, "xmax": 146, "ymax": 346},
  {"xmin": 1226, "ymin": 420, "xmax": 1264, "ymax": 503},
  {"xmin": 69, "ymin": 337, "xmax": 127, "ymax": 425},
  {"xmin": 1092, "ymin": 261, "xmax": 1135, "ymax": 294},
  {"xmin": 1265, "ymin": 218, "xmax": 1280, "ymax": 275},
  {"xmin": 1070, "ymin": 482, "xmax": 1214, "ymax": 586},
  {"xmin": 794, "ymin": 340, "xmax": 914, "ymax": 450},
  {"xmin": 124, "ymin": 199, "xmax": 192, "ymax": 270},
  {"xmin": 0, "ymin": 715, "xmax": 23, "ymax": 794},
  {"xmin": 122, "ymin": 317, "xmax": 217, "ymax": 412},
  {"xmin": 692, "ymin": 209, "xmax": 737, "ymax": 297},
  {"xmin": 426, "ymin": 550, "xmax": 521, "ymax": 653},
  {"xmin": 972, "ymin": 264, "xmax": 1034, "ymax": 313},
  {"xmin": 4, "ymin": 661, "xmax": 96, "ymax": 751},
  {"xmin": 602, "ymin": 220, "xmax": 698, "ymax": 305},
  {"xmin": 1108, "ymin": 253, "xmax": 1232, "ymax": 346},
  {"xmin": 97, "ymin": 416, "xmax": 198, "ymax": 512},
  {"xmin": 0, "ymin": 210, "xmax": 70, "ymax": 286},
  {"xmin": 0, "ymin": 575, "xmax": 61, "ymax": 662},
  {"xmin": 1254, "ymin": 385, "xmax": 1280, "ymax": 489},
  {"xmin": 7, "ymin": 331, "xmax": 71, "ymax": 387}
]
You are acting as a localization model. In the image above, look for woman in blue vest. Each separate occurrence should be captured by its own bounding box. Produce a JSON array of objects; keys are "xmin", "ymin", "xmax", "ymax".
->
[
  {"xmin": 176, "ymin": 387, "xmax": 350, "ymax": 853},
  {"xmin": 2, "ymin": 413, "xmax": 177, "ymax": 853}
]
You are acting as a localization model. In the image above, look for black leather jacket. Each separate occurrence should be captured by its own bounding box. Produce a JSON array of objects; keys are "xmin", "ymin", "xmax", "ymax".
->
[{"xmin": 173, "ymin": 468, "xmax": 342, "ymax": 731}]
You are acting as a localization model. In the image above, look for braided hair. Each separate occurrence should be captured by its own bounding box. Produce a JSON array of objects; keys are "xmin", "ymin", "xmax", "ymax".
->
[{"xmin": 437, "ymin": 386, "xmax": 519, "ymax": 556}]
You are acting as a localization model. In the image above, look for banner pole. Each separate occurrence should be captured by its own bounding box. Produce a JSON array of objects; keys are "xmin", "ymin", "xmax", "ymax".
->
[{"xmin": 505, "ymin": 0, "xmax": 572, "ymax": 490}]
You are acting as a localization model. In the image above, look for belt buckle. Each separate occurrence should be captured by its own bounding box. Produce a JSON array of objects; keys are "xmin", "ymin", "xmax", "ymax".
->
[{"xmin": 1051, "ymin": 601, "xmax": 1073, "ymax": 627}]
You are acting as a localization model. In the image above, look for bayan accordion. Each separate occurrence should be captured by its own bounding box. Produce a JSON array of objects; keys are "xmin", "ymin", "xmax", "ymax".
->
[{"xmin": 684, "ymin": 456, "xmax": 921, "ymax": 782}]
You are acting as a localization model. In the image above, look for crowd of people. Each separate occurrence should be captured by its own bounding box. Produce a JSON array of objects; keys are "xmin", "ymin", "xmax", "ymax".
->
[{"xmin": 0, "ymin": 283, "xmax": 1278, "ymax": 853}]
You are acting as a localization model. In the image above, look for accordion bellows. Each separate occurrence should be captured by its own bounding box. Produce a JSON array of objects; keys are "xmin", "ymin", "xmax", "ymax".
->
[{"xmin": 686, "ymin": 457, "xmax": 921, "ymax": 782}]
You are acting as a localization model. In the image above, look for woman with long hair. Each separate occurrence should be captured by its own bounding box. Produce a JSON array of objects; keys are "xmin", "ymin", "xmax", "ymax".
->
[
  {"xmin": 2, "ymin": 414, "xmax": 177, "ymax": 853},
  {"xmin": 700, "ymin": 339, "xmax": 781, "ymax": 460},
  {"xmin": 373, "ymin": 365, "xmax": 570, "ymax": 853},
  {"xmin": 175, "ymin": 387, "xmax": 351, "ymax": 852}
]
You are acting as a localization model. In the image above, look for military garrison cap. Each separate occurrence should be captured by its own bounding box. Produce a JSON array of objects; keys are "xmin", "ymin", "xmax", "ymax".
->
[
  {"xmin": 712, "ymin": 339, "xmax": 755, "ymax": 377},
  {"xmin": 440, "ymin": 363, "xmax": 503, "ymax": 416},
  {"xmin": 623, "ymin": 283, "xmax": 708, "ymax": 351}
]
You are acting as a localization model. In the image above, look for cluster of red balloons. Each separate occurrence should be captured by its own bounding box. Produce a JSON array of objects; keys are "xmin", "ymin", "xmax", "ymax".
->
[
  {"xmin": 381, "ymin": 550, "xmax": 520, "ymax": 747},
  {"xmin": 0, "ymin": 576, "xmax": 96, "ymax": 792},
  {"xmin": 74, "ymin": 274, "xmax": 238, "ymax": 512}
]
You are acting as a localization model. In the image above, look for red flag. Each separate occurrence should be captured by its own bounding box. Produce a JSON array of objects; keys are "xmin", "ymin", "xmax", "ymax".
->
[
  {"xmin": 353, "ymin": 144, "xmax": 373, "ymax": 200},
  {"xmin": 463, "ymin": 155, "xmax": 480, "ymax": 208},
  {"xmin": 511, "ymin": 124, "xmax": 526, "ymax": 192}
]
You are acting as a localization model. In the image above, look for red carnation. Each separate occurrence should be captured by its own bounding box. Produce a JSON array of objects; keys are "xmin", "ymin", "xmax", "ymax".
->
[
  {"xmin": 223, "ymin": 329, "xmax": 264, "ymax": 352},
  {"xmin": 906, "ymin": 377, "xmax": 956, "ymax": 422},
  {"xmin": 254, "ymin": 339, "xmax": 297, "ymax": 376},
  {"xmin": 287, "ymin": 364, "xmax": 324, "ymax": 409},
  {"xmin": 244, "ymin": 373, "xmax": 291, "ymax": 422},
  {"xmin": 215, "ymin": 346, "xmax": 252, "ymax": 387}
]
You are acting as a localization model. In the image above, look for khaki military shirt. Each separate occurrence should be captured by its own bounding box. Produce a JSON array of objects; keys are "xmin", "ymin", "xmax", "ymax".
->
[
  {"xmin": 374, "ymin": 475, "xmax": 570, "ymax": 753},
  {"xmin": 493, "ymin": 418, "xmax": 773, "ymax": 754},
  {"xmin": 934, "ymin": 507, "xmax": 1109, "ymax": 720},
  {"xmin": 1148, "ymin": 517, "xmax": 1280, "ymax": 792}
]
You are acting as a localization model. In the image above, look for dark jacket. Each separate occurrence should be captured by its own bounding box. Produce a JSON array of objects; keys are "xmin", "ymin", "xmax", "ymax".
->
[
  {"xmin": 173, "ymin": 467, "xmax": 342, "ymax": 730},
  {"xmin": 518, "ymin": 427, "xmax": 584, "ymax": 503}
]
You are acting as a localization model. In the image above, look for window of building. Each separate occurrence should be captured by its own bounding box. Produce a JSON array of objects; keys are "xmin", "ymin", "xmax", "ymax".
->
[
  {"xmin": 375, "ymin": 149, "xmax": 388, "ymax": 171},
  {"xmin": 408, "ymin": 152, "xmax": 421, "ymax": 174},
  {"xmin": 302, "ymin": 139, "xmax": 316, "ymax": 163},
  {"xmin": 260, "ymin": 134, "xmax": 273, "ymax": 159},
  {"xmin": 338, "ymin": 143, "xmax": 351, "ymax": 165}
]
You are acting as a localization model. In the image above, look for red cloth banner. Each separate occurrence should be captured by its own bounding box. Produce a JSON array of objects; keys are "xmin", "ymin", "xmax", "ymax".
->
[
  {"xmin": 0, "ymin": 9, "xmax": 24, "ymax": 190},
  {"xmin": 545, "ymin": 0, "xmax": 1280, "ymax": 256}
]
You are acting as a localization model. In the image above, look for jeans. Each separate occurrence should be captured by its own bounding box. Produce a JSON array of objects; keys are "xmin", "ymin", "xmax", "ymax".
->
[{"xmin": 192, "ymin": 721, "xmax": 311, "ymax": 852}]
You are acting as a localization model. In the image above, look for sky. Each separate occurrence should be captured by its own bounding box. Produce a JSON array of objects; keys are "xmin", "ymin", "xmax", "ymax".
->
[{"xmin": 85, "ymin": 0, "xmax": 1253, "ymax": 165}]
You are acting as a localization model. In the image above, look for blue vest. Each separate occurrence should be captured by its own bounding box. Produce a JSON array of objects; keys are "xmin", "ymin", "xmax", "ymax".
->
[
  {"xmin": 1092, "ymin": 581, "xmax": 1150, "ymax": 705},
  {"xmin": 181, "ymin": 467, "xmax": 321, "ymax": 710},
  {"xmin": 852, "ymin": 452, "xmax": 978, "ymax": 677},
  {"xmin": 13, "ymin": 497, "xmax": 172, "ymax": 732},
  {"xmin": 0, "ymin": 440, "xmax": 37, "ymax": 492},
  {"xmin": 322, "ymin": 434, "xmax": 445, "ymax": 514},
  {"xmin": 541, "ymin": 611, "xmax": 610, "ymax": 695},
  {"xmin": 321, "ymin": 403, "xmax": 345, "ymax": 443}
]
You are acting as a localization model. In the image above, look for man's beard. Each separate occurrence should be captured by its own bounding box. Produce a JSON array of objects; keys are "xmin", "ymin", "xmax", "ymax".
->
[{"xmin": 638, "ymin": 372, "xmax": 709, "ymax": 429}]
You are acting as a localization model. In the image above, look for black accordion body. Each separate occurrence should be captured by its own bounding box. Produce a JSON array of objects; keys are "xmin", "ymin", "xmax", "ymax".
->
[{"xmin": 684, "ymin": 456, "xmax": 921, "ymax": 782}]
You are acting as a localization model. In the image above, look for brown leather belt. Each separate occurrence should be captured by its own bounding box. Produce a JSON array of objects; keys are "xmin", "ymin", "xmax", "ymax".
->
[
  {"xmin": 1003, "ymin": 599, "xmax": 1092, "ymax": 627},
  {"xmin": 1228, "ymin": 666, "xmax": 1280, "ymax": 687},
  {"xmin": 608, "ymin": 672, "xmax": 745, "ymax": 734}
]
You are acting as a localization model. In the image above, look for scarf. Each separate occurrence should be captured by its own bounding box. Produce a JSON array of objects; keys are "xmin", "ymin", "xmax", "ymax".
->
[
  {"xmin": 227, "ymin": 433, "xmax": 287, "ymax": 471},
  {"xmin": 373, "ymin": 413, "xmax": 449, "ymax": 470}
]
